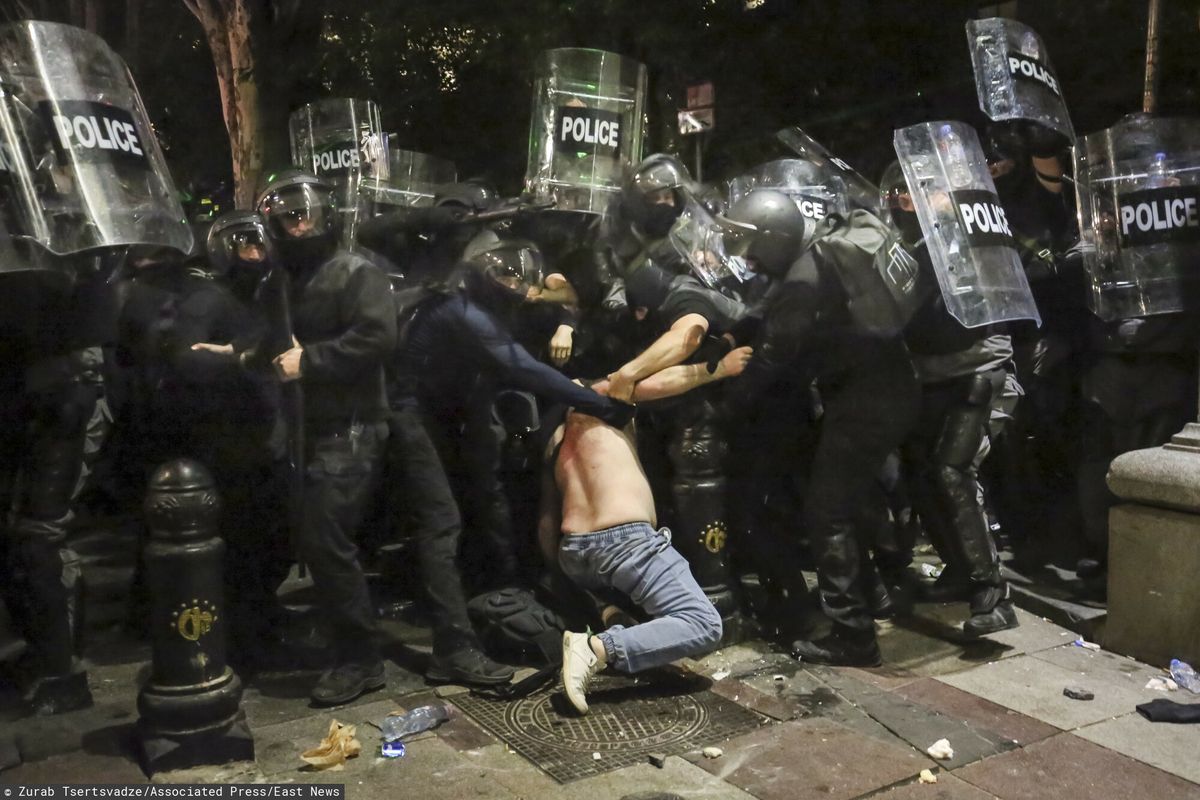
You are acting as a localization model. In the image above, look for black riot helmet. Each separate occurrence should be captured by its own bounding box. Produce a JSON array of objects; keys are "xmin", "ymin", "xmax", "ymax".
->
[
  {"xmin": 461, "ymin": 230, "xmax": 544, "ymax": 306},
  {"xmin": 718, "ymin": 189, "xmax": 806, "ymax": 278},
  {"xmin": 434, "ymin": 180, "xmax": 499, "ymax": 213},
  {"xmin": 206, "ymin": 210, "xmax": 270, "ymax": 277},
  {"xmin": 623, "ymin": 153, "xmax": 692, "ymax": 239},
  {"xmin": 255, "ymin": 169, "xmax": 337, "ymax": 241},
  {"xmin": 879, "ymin": 161, "xmax": 923, "ymax": 246},
  {"xmin": 255, "ymin": 169, "xmax": 337, "ymax": 270}
]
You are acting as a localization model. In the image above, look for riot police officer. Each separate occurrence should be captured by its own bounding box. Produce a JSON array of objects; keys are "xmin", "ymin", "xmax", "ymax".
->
[
  {"xmin": 724, "ymin": 189, "xmax": 920, "ymax": 666},
  {"xmin": 254, "ymin": 170, "xmax": 397, "ymax": 706},
  {"xmin": 880, "ymin": 161, "xmax": 1021, "ymax": 637}
]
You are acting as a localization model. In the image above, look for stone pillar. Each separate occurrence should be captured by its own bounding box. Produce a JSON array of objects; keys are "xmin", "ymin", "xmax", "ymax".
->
[
  {"xmin": 1105, "ymin": 423, "xmax": 1200, "ymax": 667},
  {"xmin": 136, "ymin": 459, "xmax": 253, "ymax": 775}
]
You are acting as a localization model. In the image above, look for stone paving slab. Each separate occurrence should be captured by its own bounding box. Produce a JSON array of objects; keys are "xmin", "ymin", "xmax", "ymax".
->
[
  {"xmin": 1075, "ymin": 712, "xmax": 1200, "ymax": 786},
  {"xmin": 838, "ymin": 664, "xmax": 922, "ymax": 691},
  {"xmin": 251, "ymin": 699, "xmax": 399, "ymax": 779},
  {"xmin": 872, "ymin": 771, "xmax": 997, "ymax": 800},
  {"xmin": 951, "ymin": 732, "xmax": 1200, "ymax": 800},
  {"xmin": 710, "ymin": 676, "xmax": 802, "ymax": 722},
  {"xmin": 810, "ymin": 667, "xmax": 1015, "ymax": 770},
  {"xmin": 0, "ymin": 749, "xmax": 147, "ymax": 783},
  {"xmin": 1031, "ymin": 643, "xmax": 1200, "ymax": 703},
  {"xmin": 695, "ymin": 718, "xmax": 930, "ymax": 800},
  {"xmin": 936, "ymin": 654, "xmax": 1146, "ymax": 730},
  {"xmin": 768, "ymin": 668, "xmax": 906, "ymax": 748},
  {"xmin": 877, "ymin": 608, "xmax": 1012, "ymax": 679},
  {"xmin": 570, "ymin": 755, "xmax": 756, "ymax": 799},
  {"xmin": 893, "ymin": 678, "xmax": 1059, "ymax": 747},
  {"xmin": 240, "ymin": 662, "xmax": 428, "ymax": 729},
  {"xmin": 457, "ymin": 741, "xmax": 560, "ymax": 796},
  {"xmin": 982, "ymin": 608, "xmax": 1080, "ymax": 656},
  {"xmin": 12, "ymin": 700, "xmax": 138, "ymax": 764}
]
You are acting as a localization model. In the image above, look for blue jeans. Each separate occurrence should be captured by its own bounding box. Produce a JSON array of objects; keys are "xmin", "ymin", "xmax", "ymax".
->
[{"xmin": 558, "ymin": 522, "xmax": 722, "ymax": 673}]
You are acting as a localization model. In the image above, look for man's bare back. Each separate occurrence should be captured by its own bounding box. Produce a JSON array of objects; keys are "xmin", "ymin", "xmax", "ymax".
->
[
  {"xmin": 539, "ymin": 347, "xmax": 752, "ymax": 547},
  {"xmin": 554, "ymin": 410, "xmax": 656, "ymax": 534}
]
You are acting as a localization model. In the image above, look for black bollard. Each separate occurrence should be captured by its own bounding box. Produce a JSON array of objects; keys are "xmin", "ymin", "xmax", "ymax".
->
[
  {"xmin": 136, "ymin": 459, "xmax": 253, "ymax": 775},
  {"xmin": 667, "ymin": 396, "xmax": 743, "ymax": 644}
]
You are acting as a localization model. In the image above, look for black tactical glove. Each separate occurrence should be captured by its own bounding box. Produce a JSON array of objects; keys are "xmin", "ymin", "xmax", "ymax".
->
[{"xmin": 988, "ymin": 119, "xmax": 1069, "ymax": 161}]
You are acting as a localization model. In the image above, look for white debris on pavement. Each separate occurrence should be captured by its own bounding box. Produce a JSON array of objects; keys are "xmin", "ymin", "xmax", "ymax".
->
[{"xmin": 926, "ymin": 739, "xmax": 954, "ymax": 760}]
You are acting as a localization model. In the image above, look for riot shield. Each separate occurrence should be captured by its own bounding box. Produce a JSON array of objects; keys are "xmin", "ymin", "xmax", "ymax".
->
[
  {"xmin": 966, "ymin": 17, "xmax": 1073, "ymax": 144},
  {"xmin": 728, "ymin": 159, "xmax": 847, "ymax": 226},
  {"xmin": 289, "ymin": 98, "xmax": 389, "ymax": 245},
  {"xmin": 371, "ymin": 145, "xmax": 456, "ymax": 209},
  {"xmin": 0, "ymin": 21, "xmax": 191, "ymax": 259},
  {"xmin": 668, "ymin": 196, "xmax": 750, "ymax": 293},
  {"xmin": 776, "ymin": 127, "xmax": 881, "ymax": 213},
  {"xmin": 1074, "ymin": 115, "xmax": 1200, "ymax": 321},
  {"xmin": 525, "ymin": 48, "xmax": 647, "ymax": 215},
  {"xmin": 893, "ymin": 120, "xmax": 1041, "ymax": 328}
]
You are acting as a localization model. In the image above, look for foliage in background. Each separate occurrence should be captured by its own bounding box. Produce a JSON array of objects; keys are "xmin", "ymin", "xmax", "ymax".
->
[{"xmin": 4, "ymin": 0, "xmax": 1198, "ymax": 203}]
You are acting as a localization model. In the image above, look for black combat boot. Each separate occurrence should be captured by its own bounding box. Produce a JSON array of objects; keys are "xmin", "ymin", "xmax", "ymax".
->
[
  {"xmin": 791, "ymin": 625, "xmax": 882, "ymax": 667},
  {"xmin": 962, "ymin": 583, "xmax": 1019, "ymax": 638}
]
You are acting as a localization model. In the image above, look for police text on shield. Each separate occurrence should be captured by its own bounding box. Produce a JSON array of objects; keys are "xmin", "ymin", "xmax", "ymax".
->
[{"xmin": 1007, "ymin": 52, "xmax": 1061, "ymax": 98}]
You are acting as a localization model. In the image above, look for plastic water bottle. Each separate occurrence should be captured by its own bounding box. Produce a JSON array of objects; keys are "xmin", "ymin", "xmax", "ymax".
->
[
  {"xmin": 1147, "ymin": 152, "xmax": 1172, "ymax": 189},
  {"xmin": 936, "ymin": 124, "xmax": 974, "ymax": 189},
  {"xmin": 1169, "ymin": 659, "xmax": 1200, "ymax": 693},
  {"xmin": 380, "ymin": 704, "xmax": 451, "ymax": 741}
]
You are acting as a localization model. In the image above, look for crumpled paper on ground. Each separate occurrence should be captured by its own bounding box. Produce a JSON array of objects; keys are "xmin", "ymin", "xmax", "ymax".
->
[
  {"xmin": 926, "ymin": 738, "xmax": 954, "ymax": 760},
  {"xmin": 1146, "ymin": 677, "xmax": 1179, "ymax": 692},
  {"xmin": 919, "ymin": 769, "xmax": 938, "ymax": 784},
  {"xmin": 300, "ymin": 720, "xmax": 362, "ymax": 771}
]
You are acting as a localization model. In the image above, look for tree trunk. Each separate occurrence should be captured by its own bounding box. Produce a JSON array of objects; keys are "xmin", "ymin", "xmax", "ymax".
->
[{"xmin": 186, "ymin": 0, "xmax": 262, "ymax": 209}]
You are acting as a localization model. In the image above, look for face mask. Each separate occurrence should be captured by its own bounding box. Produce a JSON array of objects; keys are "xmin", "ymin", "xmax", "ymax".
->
[
  {"xmin": 641, "ymin": 203, "xmax": 681, "ymax": 239},
  {"xmin": 894, "ymin": 211, "xmax": 924, "ymax": 246}
]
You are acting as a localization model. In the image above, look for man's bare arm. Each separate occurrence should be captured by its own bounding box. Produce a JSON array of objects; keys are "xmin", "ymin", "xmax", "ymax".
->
[
  {"xmin": 590, "ymin": 346, "xmax": 752, "ymax": 404},
  {"xmin": 630, "ymin": 346, "xmax": 752, "ymax": 402},
  {"xmin": 607, "ymin": 313, "xmax": 709, "ymax": 401}
]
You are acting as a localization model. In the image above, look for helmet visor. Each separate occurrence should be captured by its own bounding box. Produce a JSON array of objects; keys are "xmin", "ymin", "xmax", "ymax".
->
[
  {"xmin": 477, "ymin": 244, "xmax": 543, "ymax": 298},
  {"xmin": 257, "ymin": 183, "xmax": 335, "ymax": 240}
]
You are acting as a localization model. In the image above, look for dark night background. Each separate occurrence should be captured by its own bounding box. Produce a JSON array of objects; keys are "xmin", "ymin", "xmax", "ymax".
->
[{"xmin": 4, "ymin": 0, "xmax": 1198, "ymax": 199}]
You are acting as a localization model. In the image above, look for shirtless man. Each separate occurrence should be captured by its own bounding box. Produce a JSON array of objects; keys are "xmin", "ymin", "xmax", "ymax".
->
[{"xmin": 540, "ymin": 347, "xmax": 753, "ymax": 714}]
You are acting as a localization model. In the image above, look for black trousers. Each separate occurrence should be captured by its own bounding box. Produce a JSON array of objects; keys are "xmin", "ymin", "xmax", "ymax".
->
[
  {"xmin": 424, "ymin": 393, "xmax": 520, "ymax": 592},
  {"xmin": 296, "ymin": 420, "xmax": 387, "ymax": 663},
  {"xmin": 805, "ymin": 362, "xmax": 919, "ymax": 634},
  {"xmin": 903, "ymin": 368, "xmax": 1007, "ymax": 587},
  {"xmin": 387, "ymin": 406, "xmax": 478, "ymax": 655},
  {"xmin": 0, "ymin": 366, "xmax": 96, "ymax": 677}
]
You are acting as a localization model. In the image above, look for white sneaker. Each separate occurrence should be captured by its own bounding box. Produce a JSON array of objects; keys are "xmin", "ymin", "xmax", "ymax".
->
[{"xmin": 561, "ymin": 631, "xmax": 601, "ymax": 715}]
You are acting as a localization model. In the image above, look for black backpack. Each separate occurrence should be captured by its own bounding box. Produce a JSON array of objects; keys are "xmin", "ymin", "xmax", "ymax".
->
[{"xmin": 467, "ymin": 587, "xmax": 566, "ymax": 666}]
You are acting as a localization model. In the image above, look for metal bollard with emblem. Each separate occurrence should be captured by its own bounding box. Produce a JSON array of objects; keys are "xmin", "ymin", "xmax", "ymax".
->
[
  {"xmin": 666, "ymin": 397, "xmax": 742, "ymax": 644},
  {"xmin": 136, "ymin": 459, "xmax": 253, "ymax": 774}
]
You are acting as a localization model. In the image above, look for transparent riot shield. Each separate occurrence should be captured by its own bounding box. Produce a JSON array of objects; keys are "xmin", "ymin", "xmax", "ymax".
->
[
  {"xmin": 893, "ymin": 120, "xmax": 1041, "ymax": 328},
  {"xmin": 966, "ymin": 17, "xmax": 1074, "ymax": 144},
  {"xmin": 0, "ymin": 21, "xmax": 191, "ymax": 259},
  {"xmin": 525, "ymin": 48, "xmax": 647, "ymax": 215},
  {"xmin": 370, "ymin": 146, "xmax": 455, "ymax": 209},
  {"xmin": 728, "ymin": 158, "xmax": 847, "ymax": 227},
  {"xmin": 1074, "ymin": 115, "xmax": 1200, "ymax": 321},
  {"xmin": 776, "ymin": 127, "xmax": 881, "ymax": 213},
  {"xmin": 668, "ymin": 196, "xmax": 750, "ymax": 292},
  {"xmin": 289, "ymin": 98, "xmax": 389, "ymax": 245}
]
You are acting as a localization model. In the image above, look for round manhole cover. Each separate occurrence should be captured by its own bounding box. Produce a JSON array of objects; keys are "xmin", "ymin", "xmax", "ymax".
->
[{"xmin": 505, "ymin": 678, "xmax": 709, "ymax": 752}]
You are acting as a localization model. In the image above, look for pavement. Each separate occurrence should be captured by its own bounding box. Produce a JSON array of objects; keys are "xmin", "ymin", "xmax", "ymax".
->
[{"xmin": 3, "ymin": 598, "xmax": 1198, "ymax": 799}]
